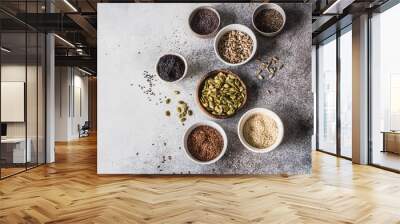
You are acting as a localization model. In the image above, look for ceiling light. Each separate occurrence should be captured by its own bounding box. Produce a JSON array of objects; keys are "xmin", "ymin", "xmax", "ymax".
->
[
  {"xmin": 1, "ymin": 47, "xmax": 11, "ymax": 53},
  {"xmin": 322, "ymin": 0, "xmax": 355, "ymax": 14},
  {"xmin": 76, "ymin": 48, "xmax": 85, "ymax": 55},
  {"xmin": 78, "ymin": 67, "xmax": 93, "ymax": 76},
  {"xmin": 54, "ymin": 34, "xmax": 75, "ymax": 48},
  {"xmin": 63, "ymin": 0, "xmax": 78, "ymax": 12}
]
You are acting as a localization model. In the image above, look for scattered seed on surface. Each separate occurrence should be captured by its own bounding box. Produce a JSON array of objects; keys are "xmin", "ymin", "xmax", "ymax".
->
[
  {"xmin": 137, "ymin": 71, "xmax": 157, "ymax": 101},
  {"xmin": 165, "ymin": 111, "xmax": 171, "ymax": 116},
  {"xmin": 166, "ymin": 98, "xmax": 171, "ymax": 104},
  {"xmin": 255, "ymin": 56, "xmax": 284, "ymax": 81}
]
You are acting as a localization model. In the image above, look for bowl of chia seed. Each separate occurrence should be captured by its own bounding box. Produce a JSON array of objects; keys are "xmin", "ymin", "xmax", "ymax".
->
[
  {"xmin": 155, "ymin": 53, "xmax": 187, "ymax": 83},
  {"xmin": 188, "ymin": 6, "xmax": 221, "ymax": 38},
  {"xmin": 252, "ymin": 3, "xmax": 286, "ymax": 37}
]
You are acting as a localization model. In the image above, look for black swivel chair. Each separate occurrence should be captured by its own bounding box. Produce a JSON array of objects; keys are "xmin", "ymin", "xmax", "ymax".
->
[{"xmin": 79, "ymin": 121, "xmax": 90, "ymax": 138}]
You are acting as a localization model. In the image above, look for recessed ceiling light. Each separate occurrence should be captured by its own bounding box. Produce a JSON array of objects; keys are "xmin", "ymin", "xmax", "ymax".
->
[
  {"xmin": 78, "ymin": 67, "xmax": 93, "ymax": 76},
  {"xmin": 1, "ymin": 47, "xmax": 11, "ymax": 53},
  {"xmin": 54, "ymin": 34, "xmax": 75, "ymax": 48},
  {"xmin": 322, "ymin": 0, "xmax": 355, "ymax": 14},
  {"xmin": 63, "ymin": 0, "xmax": 78, "ymax": 12}
]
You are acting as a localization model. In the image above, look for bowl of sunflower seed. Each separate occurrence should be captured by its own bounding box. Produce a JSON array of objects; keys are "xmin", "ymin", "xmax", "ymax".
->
[{"xmin": 196, "ymin": 69, "xmax": 247, "ymax": 119}]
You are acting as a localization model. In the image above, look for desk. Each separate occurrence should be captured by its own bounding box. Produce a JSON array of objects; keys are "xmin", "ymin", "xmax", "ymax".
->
[
  {"xmin": 382, "ymin": 131, "xmax": 400, "ymax": 154},
  {"xmin": 1, "ymin": 138, "xmax": 31, "ymax": 163}
]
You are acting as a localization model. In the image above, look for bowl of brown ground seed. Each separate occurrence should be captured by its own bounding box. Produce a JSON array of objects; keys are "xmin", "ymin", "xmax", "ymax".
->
[
  {"xmin": 237, "ymin": 108, "xmax": 284, "ymax": 153},
  {"xmin": 183, "ymin": 121, "xmax": 228, "ymax": 164}
]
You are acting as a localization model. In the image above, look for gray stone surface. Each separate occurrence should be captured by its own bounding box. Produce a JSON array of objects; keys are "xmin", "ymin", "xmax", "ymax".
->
[{"xmin": 98, "ymin": 3, "xmax": 312, "ymax": 175}]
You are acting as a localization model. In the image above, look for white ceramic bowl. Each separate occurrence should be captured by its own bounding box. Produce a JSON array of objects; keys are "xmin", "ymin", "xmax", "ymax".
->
[
  {"xmin": 252, "ymin": 3, "xmax": 286, "ymax": 37},
  {"xmin": 214, "ymin": 24, "xmax": 258, "ymax": 66},
  {"xmin": 155, "ymin": 53, "xmax": 188, "ymax": 83},
  {"xmin": 188, "ymin": 6, "xmax": 221, "ymax": 38},
  {"xmin": 237, "ymin": 108, "xmax": 284, "ymax": 153},
  {"xmin": 183, "ymin": 121, "xmax": 228, "ymax": 165}
]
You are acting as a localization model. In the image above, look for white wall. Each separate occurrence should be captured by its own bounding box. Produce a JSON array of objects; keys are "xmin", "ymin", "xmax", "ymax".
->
[
  {"xmin": 55, "ymin": 67, "xmax": 89, "ymax": 141},
  {"xmin": 55, "ymin": 67, "xmax": 70, "ymax": 141},
  {"xmin": 1, "ymin": 64, "xmax": 41, "ymax": 137}
]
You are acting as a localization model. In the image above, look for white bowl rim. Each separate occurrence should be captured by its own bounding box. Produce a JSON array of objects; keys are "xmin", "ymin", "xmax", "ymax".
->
[
  {"xmin": 237, "ymin": 108, "xmax": 284, "ymax": 153},
  {"xmin": 214, "ymin": 24, "xmax": 258, "ymax": 66},
  {"xmin": 188, "ymin": 6, "xmax": 221, "ymax": 38},
  {"xmin": 252, "ymin": 3, "xmax": 286, "ymax": 36},
  {"xmin": 183, "ymin": 120, "xmax": 228, "ymax": 165},
  {"xmin": 155, "ymin": 53, "xmax": 188, "ymax": 83}
]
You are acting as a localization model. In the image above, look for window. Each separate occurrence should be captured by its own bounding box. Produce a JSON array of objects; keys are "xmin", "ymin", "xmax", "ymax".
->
[
  {"xmin": 370, "ymin": 3, "xmax": 400, "ymax": 171},
  {"xmin": 317, "ymin": 36, "xmax": 337, "ymax": 154},
  {"xmin": 316, "ymin": 25, "xmax": 353, "ymax": 158},
  {"xmin": 339, "ymin": 28, "xmax": 352, "ymax": 158}
]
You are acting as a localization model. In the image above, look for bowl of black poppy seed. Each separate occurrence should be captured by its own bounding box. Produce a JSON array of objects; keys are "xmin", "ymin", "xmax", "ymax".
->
[
  {"xmin": 155, "ymin": 53, "xmax": 187, "ymax": 82},
  {"xmin": 188, "ymin": 6, "xmax": 221, "ymax": 38},
  {"xmin": 252, "ymin": 3, "xmax": 286, "ymax": 37}
]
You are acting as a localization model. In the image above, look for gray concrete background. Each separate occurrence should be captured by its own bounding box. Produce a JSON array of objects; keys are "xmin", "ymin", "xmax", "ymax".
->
[{"xmin": 98, "ymin": 3, "xmax": 312, "ymax": 175}]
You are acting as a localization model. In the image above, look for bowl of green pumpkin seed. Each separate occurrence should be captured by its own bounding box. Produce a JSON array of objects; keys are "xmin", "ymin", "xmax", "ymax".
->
[{"xmin": 196, "ymin": 69, "xmax": 247, "ymax": 119}]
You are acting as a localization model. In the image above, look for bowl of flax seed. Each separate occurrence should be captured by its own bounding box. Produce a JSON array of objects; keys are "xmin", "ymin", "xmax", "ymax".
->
[{"xmin": 183, "ymin": 121, "xmax": 228, "ymax": 164}]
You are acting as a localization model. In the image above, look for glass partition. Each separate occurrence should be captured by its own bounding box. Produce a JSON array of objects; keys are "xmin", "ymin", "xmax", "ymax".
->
[
  {"xmin": 317, "ymin": 36, "xmax": 337, "ymax": 154},
  {"xmin": 1, "ymin": 31, "xmax": 28, "ymax": 177},
  {"xmin": 339, "ymin": 27, "xmax": 352, "ymax": 158},
  {"xmin": 370, "ymin": 3, "xmax": 400, "ymax": 171},
  {"xmin": 0, "ymin": 2, "xmax": 46, "ymax": 179}
]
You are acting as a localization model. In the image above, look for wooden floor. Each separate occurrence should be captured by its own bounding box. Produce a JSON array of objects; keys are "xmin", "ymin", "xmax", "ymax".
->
[
  {"xmin": 1, "ymin": 135, "xmax": 400, "ymax": 224},
  {"xmin": 1, "ymin": 167, "xmax": 26, "ymax": 178},
  {"xmin": 372, "ymin": 150, "xmax": 400, "ymax": 171}
]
